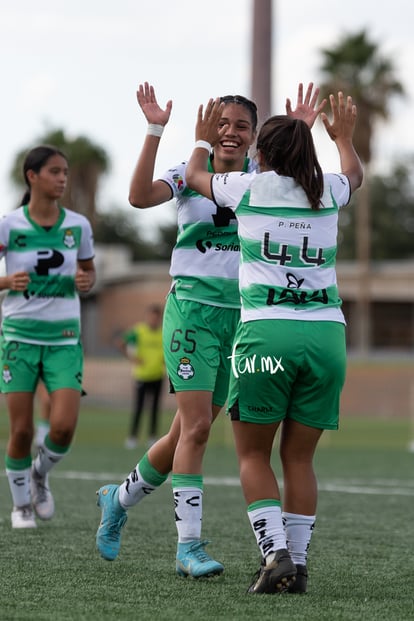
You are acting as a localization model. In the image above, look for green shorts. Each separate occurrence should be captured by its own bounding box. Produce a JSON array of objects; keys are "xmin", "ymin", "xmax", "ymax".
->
[
  {"xmin": 162, "ymin": 293, "xmax": 240, "ymax": 407},
  {"xmin": 0, "ymin": 339, "xmax": 84, "ymax": 394},
  {"xmin": 227, "ymin": 319, "xmax": 346, "ymax": 429}
]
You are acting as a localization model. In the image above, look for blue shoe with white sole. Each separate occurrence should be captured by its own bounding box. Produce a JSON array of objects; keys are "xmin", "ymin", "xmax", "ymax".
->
[
  {"xmin": 96, "ymin": 484, "xmax": 127, "ymax": 561},
  {"xmin": 176, "ymin": 540, "xmax": 224, "ymax": 578}
]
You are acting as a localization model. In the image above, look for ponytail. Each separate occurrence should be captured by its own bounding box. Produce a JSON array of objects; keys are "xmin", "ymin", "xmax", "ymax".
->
[{"xmin": 20, "ymin": 190, "xmax": 31, "ymax": 206}]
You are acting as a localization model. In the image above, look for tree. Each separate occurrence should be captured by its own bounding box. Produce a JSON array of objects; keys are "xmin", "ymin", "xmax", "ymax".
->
[
  {"xmin": 10, "ymin": 128, "xmax": 110, "ymax": 229},
  {"xmin": 338, "ymin": 158, "xmax": 414, "ymax": 261},
  {"xmin": 318, "ymin": 30, "xmax": 405, "ymax": 351},
  {"xmin": 156, "ymin": 221, "xmax": 178, "ymax": 260},
  {"xmin": 94, "ymin": 208, "xmax": 164, "ymax": 261},
  {"xmin": 319, "ymin": 30, "xmax": 404, "ymax": 163},
  {"xmin": 9, "ymin": 128, "xmax": 176, "ymax": 262}
]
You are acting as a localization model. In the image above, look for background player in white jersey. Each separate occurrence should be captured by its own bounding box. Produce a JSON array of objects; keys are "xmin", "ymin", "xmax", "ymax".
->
[
  {"xmin": 185, "ymin": 91, "xmax": 363, "ymax": 593},
  {"xmin": 0, "ymin": 145, "xmax": 96, "ymax": 529},
  {"xmin": 95, "ymin": 82, "xmax": 324, "ymax": 578}
]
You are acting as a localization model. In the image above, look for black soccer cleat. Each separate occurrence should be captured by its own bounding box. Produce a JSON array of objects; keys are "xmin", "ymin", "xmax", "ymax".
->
[
  {"xmin": 288, "ymin": 564, "xmax": 308, "ymax": 594},
  {"xmin": 247, "ymin": 549, "xmax": 297, "ymax": 594}
]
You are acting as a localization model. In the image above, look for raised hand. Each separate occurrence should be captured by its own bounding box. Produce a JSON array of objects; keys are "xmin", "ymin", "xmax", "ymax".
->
[
  {"xmin": 195, "ymin": 98, "xmax": 226, "ymax": 147},
  {"xmin": 286, "ymin": 82, "xmax": 327, "ymax": 128},
  {"xmin": 136, "ymin": 82, "xmax": 172, "ymax": 126},
  {"xmin": 321, "ymin": 92, "xmax": 357, "ymax": 142}
]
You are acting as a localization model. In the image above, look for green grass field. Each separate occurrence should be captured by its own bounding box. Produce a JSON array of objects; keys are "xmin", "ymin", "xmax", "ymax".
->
[{"xmin": 0, "ymin": 406, "xmax": 413, "ymax": 621}]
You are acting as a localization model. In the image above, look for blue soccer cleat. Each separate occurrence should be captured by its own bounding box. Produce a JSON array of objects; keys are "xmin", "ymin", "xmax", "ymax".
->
[
  {"xmin": 96, "ymin": 484, "xmax": 127, "ymax": 561},
  {"xmin": 176, "ymin": 540, "xmax": 224, "ymax": 578}
]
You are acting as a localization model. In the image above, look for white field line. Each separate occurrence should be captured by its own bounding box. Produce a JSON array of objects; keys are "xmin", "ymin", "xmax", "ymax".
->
[{"xmin": 49, "ymin": 471, "xmax": 414, "ymax": 496}]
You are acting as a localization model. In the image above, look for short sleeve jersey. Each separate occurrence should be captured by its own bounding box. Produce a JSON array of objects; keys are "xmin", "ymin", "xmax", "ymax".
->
[
  {"xmin": 160, "ymin": 157, "xmax": 257, "ymax": 308},
  {"xmin": 123, "ymin": 322, "xmax": 164, "ymax": 382},
  {"xmin": 211, "ymin": 170, "xmax": 351, "ymax": 323},
  {"xmin": 0, "ymin": 205, "xmax": 95, "ymax": 345}
]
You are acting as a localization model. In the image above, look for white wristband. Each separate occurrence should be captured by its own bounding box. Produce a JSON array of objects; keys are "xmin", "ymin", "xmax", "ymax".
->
[
  {"xmin": 194, "ymin": 140, "xmax": 212, "ymax": 152},
  {"xmin": 147, "ymin": 124, "xmax": 164, "ymax": 137}
]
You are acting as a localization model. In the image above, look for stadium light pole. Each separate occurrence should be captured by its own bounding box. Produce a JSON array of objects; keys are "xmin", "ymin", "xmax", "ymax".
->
[{"xmin": 250, "ymin": 0, "xmax": 273, "ymax": 126}]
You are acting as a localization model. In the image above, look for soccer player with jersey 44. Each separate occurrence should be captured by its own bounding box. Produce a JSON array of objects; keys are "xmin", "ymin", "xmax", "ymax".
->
[
  {"xmin": 185, "ymin": 91, "xmax": 363, "ymax": 593},
  {"xmin": 0, "ymin": 145, "xmax": 95, "ymax": 529}
]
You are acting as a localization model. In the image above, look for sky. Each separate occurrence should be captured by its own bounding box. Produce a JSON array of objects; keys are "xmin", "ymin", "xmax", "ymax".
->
[{"xmin": 1, "ymin": 0, "xmax": 412, "ymax": 238}]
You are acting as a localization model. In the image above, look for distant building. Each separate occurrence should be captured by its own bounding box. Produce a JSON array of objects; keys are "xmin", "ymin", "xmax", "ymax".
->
[
  {"xmin": 81, "ymin": 246, "xmax": 171, "ymax": 356},
  {"xmin": 2, "ymin": 245, "xmax": 410, "ymax": 356},
  {"xmin": 338, "ymin": 261, "xmax": 414, "ymax": 350}
]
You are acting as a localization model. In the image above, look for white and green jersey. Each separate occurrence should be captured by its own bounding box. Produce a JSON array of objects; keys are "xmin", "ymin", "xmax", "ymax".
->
[
  {"xmin": 0, "ymin": 205, "xmax": 94, "ymax": 345},
  {"xmin": 161, "ymin": 157, "xmax": 257, "ymax": 308},
  {"xmin": 211, "ymin": 171, "xmax": 351, "ymax": 323}
]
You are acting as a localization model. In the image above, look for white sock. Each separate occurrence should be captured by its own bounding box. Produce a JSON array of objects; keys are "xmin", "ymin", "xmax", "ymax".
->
[
  {"xmin": 173, "ymin": 487, "xmax": 203, "ymax": 543},
  {"xmin": 282, "ymin": 512, "xmax": 316, "ymax": 566},
  {"xmin": 35, "ymin": 422, "xmax": 50, "ymax": 446},
  {"xmin": 248, "ymin": 503, "xmax": 286, "ymax": 563},
  {"xmin": 33, "ymin": 444, "xmax": 65, "ymax": 476},
  {"xmin": 6, "ymin": 468, "xmax": 31, "ymax": 508},
  {"xmin": 119, "ymin": 464, "xmax": 156, "ymax": 508}
]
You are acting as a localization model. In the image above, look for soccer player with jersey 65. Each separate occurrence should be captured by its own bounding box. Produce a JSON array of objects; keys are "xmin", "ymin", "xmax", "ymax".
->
[
  {"xmin": 0, "ymin": 145, "xmax": 95, "ymax": 529},
  {"xmin": 95, "ymin": 83, "xmax": 259, "ymax": 578}
]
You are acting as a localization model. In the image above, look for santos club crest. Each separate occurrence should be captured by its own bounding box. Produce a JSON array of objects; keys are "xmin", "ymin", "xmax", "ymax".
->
[{"xmin": 177, "ymin": 357, "xmax": 195, "ymax": 380}]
